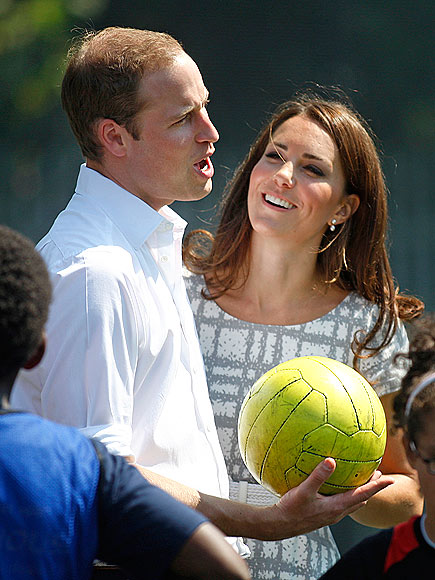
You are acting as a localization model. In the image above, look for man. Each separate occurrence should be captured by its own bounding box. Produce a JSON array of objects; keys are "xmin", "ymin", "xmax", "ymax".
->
[
  {"xmin": 0, "ymin": 225, "xmax": 251, "ymax": 580},
  {"xmin": 12, "ymin": 27, "xmax": 392, "ymax": 545}
]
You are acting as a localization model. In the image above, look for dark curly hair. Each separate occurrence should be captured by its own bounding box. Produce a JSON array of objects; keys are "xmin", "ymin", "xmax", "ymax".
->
[
  {"xmin": 393, "ymin": 317, "xmax": 435, "ymax": 443},
  {"xmin": 0, "ymin": 226, "xmax": 51, "ymax": 379}
]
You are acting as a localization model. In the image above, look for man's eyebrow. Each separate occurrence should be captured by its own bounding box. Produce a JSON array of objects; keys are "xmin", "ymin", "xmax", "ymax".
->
[{"xmin": 172, "ymin": 90, "xmax": 210, "ymax": 120}]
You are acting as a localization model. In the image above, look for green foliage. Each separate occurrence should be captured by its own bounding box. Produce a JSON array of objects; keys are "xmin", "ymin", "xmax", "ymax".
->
[{"xmin": 0, "ymin": 0, "xmax": 108, "ymax": 120}]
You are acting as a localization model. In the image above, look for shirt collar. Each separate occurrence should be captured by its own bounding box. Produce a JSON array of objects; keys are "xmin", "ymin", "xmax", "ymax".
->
[{"xmin": 75, "ymin": 164, "xmax": 187, "ymax": 249}]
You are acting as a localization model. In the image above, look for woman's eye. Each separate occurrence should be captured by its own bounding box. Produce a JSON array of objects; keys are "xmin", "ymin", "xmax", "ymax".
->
[
  {"xmin": 305, "ymin": 164, "xmax": 324, "ymax": 176},
  {"xmin": 265, "ymin": 151, "xmax": 282, "ymax": 160}
]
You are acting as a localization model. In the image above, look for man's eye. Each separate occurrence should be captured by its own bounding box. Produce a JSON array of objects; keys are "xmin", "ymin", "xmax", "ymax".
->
[{"xmin": 174, "ymin": 113, "xmax": 190, "ymax": 125}]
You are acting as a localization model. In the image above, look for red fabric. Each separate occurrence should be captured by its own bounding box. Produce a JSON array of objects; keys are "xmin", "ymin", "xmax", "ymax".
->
[{"xmin": 384, "ymin": 516, "xmax": 420, "ymax": 574}]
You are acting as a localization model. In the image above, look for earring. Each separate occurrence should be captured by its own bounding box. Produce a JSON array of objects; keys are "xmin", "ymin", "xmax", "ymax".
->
[{"xmin": 329, "ymin": 219, "xmax": 337, "ymax": 232}]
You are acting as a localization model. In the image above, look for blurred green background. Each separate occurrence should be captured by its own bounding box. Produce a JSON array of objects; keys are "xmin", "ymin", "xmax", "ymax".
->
[{"xmin": 1, "ymin": 0, "xmax": 433, "ymax": 554}]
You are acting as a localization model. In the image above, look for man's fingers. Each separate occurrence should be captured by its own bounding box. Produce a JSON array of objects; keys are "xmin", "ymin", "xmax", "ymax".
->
[
  {"xmin": 348, "ymin": 474, "xmax": 394, "ymax": 503},
  {"xmin": 298, "ymin": 458, "xmax": 336, "ymax": 495},
  {"xmin": 333, "ymin": 473, "xmax": 394, "ymax": 519}
]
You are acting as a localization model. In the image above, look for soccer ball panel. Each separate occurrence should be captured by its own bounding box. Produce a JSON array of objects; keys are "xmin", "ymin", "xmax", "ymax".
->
[
  {"xmin": 304, "ymin": 424, "xmax": 386, "ymax": 462},
  {"xmin": 239, "ymin": 378, "xmax": 315, "ymax": 479}
]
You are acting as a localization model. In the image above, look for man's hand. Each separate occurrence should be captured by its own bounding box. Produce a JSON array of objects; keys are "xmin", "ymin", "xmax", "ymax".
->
[
  {"xmin": 136, "ymin": 457, "xmax": 394, "ymax": 542},
  {"xmin": 260, "ymin": 458, "xmax": 394, "ymax": 540}
]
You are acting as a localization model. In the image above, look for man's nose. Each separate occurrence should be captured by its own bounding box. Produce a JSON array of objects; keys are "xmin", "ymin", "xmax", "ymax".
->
[{"xmin": 196, "ymin": 109, "xmax": 219, "ymax": 143}]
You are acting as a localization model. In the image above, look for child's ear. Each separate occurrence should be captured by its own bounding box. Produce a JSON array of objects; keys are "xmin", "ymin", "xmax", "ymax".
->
[
  {"xmin": 23, "ymin": 333, "xmax": 46, "ymax": 370},
  {"xmin": 403, "ymin": 432, "xmax": 418, "ymax": 470}
]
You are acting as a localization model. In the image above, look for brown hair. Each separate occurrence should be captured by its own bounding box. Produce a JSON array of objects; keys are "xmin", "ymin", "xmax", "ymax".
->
[
  {"xmin": 184, "ymin": 95, "xmax": 423, "ymax": 366},
  {"xmin": 61, "ymin": 27, "xmax": 184, "ymax": 160}
]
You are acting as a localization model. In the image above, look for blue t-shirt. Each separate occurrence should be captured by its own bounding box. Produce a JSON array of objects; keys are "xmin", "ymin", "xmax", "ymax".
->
[{"xmin": 0, "ymin": 411, "xmax": 207, "ymax": 579}]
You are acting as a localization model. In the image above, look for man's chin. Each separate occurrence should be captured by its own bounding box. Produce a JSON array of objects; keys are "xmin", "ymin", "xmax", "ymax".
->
[{"xmin": 179, "ymin": 182, "xmax": 213, "ymax": 203}]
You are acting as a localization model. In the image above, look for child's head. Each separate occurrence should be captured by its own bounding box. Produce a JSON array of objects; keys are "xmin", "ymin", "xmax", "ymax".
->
[
  {"xmin": 394, "ymin": 318, "xmax": 435, "ymax": 504},
  {"xmin": 0, "ymin": 226, "xmax": 51, "ymax": 388}
]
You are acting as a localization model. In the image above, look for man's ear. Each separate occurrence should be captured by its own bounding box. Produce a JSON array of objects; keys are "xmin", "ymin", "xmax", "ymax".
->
[
  {"xmin": 95, "ymin": 118, "xmax": 129, "ymax": 158},
  {"xmin": 23, "ymin": 333, "xmax": 46, "ymax": 370},
  {"xmin": 333, "ymin": 194, "xmax": 360, "ymax": 226}
]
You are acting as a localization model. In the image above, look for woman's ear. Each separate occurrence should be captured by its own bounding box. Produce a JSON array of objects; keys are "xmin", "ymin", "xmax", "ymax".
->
[
  {"xmin": 333, "ymin": 194, "xmax": 360, "ymax": 225},
  {"xmin": 23, "ymin": 333, "xmax": 46, "ymax": 370}
]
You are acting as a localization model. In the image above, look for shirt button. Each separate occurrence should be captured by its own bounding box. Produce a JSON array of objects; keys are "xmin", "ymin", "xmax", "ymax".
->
[{"xmin": 160, "ymin": 255, "xmax": 168, "ymax": 263}]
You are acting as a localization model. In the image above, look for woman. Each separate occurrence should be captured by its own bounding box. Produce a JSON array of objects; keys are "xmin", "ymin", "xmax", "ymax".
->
[
  {"xmin": 183, "ymin": 95, "xmax": 424, "ymax": 579},
  {"xmin": 320, "ymin": 318, "xmax": 435, "ymax": 578}
]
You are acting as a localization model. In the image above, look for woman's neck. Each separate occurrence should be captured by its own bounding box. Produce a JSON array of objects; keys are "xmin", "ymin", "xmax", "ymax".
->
[{"xmin": 214, "ymin": 236, "xmax": 347, "ymax": 325}]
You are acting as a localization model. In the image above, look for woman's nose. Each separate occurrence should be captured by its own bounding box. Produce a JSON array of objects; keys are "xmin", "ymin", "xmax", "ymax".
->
[{"xmin": 273, "ymin": 162, "xmax": 295, "ymax": 188}]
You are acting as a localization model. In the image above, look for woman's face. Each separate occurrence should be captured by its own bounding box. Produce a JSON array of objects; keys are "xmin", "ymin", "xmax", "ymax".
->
[{"xmin": 247, "ymin": 114, "xmax": 356, "ymax": 248}]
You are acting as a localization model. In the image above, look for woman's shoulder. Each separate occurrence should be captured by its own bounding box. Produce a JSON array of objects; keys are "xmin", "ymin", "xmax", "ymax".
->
[
  {"xmin": 182, "ymin": 267, "xmax": 203, "ymax": 287},
  {"xmin": 334, "ymin": 292, "xmax": 382, "ymax": 326},
  {"xmin": 341, "ymin": 291, "xmax": 376, "ymax": 311},
  {"xmin": 182, "ymin": 268, "xmax": 208, "ymax": 306}
]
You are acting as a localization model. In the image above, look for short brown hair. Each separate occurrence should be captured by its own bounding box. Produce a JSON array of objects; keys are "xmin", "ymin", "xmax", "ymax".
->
[{"xmin": 61, "ymin": 27, "xmax": 184, "ymax": 160}]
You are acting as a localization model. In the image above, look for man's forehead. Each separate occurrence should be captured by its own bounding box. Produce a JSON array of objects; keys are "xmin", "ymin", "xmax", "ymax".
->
[
  {"xmin": 139, "ymin": 54, "xmax": 207, "ymax": 106},
  {"xmin": 139, "ymin": 67, "xmax": 209, "ymax": 117}
]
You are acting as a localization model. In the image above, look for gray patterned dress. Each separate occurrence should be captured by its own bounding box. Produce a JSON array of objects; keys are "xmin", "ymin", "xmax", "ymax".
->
[{"xmin": 184, "ymin": 271, "xmax": 409, "ymax": 580}]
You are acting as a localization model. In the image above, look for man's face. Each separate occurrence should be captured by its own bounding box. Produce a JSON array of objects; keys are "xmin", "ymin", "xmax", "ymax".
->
[{"xmin": 122, "ymin": 52, "xmax": 219, "ymax": 210}]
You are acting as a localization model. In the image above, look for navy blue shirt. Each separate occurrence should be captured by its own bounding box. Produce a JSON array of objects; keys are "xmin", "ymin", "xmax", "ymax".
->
[{"xmin": 0, "ymin": 411, "xmax": 206, "ymax": 579}]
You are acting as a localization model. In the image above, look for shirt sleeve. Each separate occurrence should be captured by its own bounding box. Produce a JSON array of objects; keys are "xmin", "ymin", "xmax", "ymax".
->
[
  {"xmin": 17, "ymin": 248, "xmax": 141, "ymax": 460},
  {"xmin": 91, "ymin": 441, "xmax": 207, "ymax": 579}
]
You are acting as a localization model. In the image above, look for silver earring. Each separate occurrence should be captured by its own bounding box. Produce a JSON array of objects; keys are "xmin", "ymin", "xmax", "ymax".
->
[{"xmin": 329, "ymin": 219, "xmax": 337, "ymax": 232}]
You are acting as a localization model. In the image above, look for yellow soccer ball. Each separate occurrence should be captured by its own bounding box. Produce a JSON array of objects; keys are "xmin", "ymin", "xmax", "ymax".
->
[{"xmin": 238, "ymin": 356, "xmax": 387, "ymax": 496}]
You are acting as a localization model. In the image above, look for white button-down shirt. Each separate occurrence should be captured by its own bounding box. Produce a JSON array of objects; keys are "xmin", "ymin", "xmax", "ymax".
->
[{"xmin": 11, "ymin": 164, "xmax": 230, "ymax": 498}]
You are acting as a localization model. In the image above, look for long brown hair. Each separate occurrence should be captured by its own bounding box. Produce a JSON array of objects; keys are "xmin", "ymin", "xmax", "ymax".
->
[{"xmin": 184, "ymin": 96, "xmax": 423, "ymax": 366}]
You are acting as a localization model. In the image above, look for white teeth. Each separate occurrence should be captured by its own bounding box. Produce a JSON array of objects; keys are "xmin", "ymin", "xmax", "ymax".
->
[{"xmin": 264, "ymin": 194, "xmax": 294, "ymax": 209}]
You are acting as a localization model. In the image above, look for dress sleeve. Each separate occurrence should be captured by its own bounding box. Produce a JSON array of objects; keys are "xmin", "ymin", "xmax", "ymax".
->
[
  {"xmin": 92, "ymin": 441, "xmax": 207, "ymax": 579},
  {"xmin": 359, "ymin": 319, "xmax": 409, "ymax": 398}
]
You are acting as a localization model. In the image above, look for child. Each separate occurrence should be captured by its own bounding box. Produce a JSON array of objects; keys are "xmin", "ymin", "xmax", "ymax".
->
[
  {"xmin": 0, "ymin": 225, "xmax": 250, "ymax": 580},
  {"xmin": 320, "ymin": 319, "xmax": 435, "ymax": 578}
]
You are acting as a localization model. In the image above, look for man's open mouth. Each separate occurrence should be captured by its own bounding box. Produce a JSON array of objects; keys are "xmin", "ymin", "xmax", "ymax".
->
[{"xmin": 194, "ymin": 157, "xmax": 214, "ymax": 179}]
